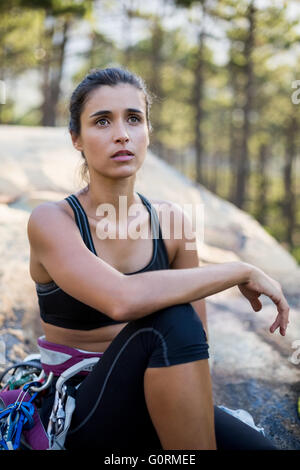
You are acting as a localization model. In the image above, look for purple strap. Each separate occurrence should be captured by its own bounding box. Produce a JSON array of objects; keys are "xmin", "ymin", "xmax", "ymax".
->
[{"xmin": 37, "ymin": 336, "xmax": 104, "ymax": 376}]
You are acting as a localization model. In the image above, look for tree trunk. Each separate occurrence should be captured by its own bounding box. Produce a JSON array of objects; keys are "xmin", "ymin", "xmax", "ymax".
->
[
  {"xmin": 40, "ymin": 15, "xmax": 54, "ymax": 126},
  {"xmin": 228, "ymin": 83, "xmax": 237, "ymax": 201},
  {"xmin": 193, "ymin": 1, "xmax": 206, "ymax": 185},
  {"xmin": 234, "ymin": 1, "xmax": 255, "ymax": 209},
  {"xmin": 148, "ymin": 19, "xmax": 164, "ymax": 151},
  {"xmin": 40, "ymin": 16, "xmax": 71, "ymax": 127},
  {"xmin": 122, "ymin": 0, "xmax": 135, "ymax": 66},
  {"xmin": 256, "ymin": 143, "xmax": 269, "ymax": 226}
]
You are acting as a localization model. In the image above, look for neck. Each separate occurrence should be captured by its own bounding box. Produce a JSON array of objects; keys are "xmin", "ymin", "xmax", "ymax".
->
[{"xmin": 79, "ymin": 174, "xmax": 140, "ymax": 221}]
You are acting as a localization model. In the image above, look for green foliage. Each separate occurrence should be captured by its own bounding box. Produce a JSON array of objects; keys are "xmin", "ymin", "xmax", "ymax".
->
[{"xmin": 0, "ymin": 8, "xmax": 42, "ymax": 76}]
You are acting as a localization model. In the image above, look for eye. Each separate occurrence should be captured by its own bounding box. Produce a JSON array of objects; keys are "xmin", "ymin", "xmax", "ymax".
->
[
  {"xmin": 96, "ymin": 118, "xmax": 109, "ymax": 126},
  {"xmin": 128, "ymin": 115, "xmax": 141, "ymax": 123}
]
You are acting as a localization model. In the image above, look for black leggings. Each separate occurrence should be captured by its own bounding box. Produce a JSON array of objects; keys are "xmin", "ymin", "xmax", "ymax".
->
[{"xmin": 51, "ymin": 303, "xmax": 276, "ymax": 450}]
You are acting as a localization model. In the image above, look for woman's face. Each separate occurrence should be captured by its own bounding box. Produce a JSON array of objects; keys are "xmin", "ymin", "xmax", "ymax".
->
[{"xmin": 71, "ymin": 83, "xmax": 150, "ymax": 179}]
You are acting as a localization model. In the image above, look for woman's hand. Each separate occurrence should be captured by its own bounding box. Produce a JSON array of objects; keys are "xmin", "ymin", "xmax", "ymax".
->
[{"xmin": 238, "ymin": 265, "xmax": 290, "ymax": 336}]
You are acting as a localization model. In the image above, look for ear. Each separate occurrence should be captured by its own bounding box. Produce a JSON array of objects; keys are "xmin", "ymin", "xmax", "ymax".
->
[{"xmin": 70, "ymin": 130, "xmax": 83, "ymax": 151}]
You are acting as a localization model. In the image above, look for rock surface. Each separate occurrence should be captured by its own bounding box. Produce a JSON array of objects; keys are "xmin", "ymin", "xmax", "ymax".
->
[{"xmin": 0, "ymin": 125, "xmax": 299, "ymax": 449}]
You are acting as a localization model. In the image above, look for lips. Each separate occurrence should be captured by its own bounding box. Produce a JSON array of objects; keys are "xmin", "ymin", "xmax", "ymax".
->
[{"xmin": 111, "ymin": 150, "xmax": 134, "ymax": 158}]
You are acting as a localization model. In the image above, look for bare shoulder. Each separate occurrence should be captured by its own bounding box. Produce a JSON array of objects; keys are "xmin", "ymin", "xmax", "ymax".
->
[
  {"xmin": 27, "ymin": 200, "xmax": 76, "ymax": 251},
  {"xmin": 29, "ymin": 198, "xmax": 71, "ymax": 220},
  {"xmin": 28, "ymin": 200, "xmax": 68, "ymax": 227}
]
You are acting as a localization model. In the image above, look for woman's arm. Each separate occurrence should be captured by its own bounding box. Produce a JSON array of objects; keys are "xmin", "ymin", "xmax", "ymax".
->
[{"xmin": 27, "ymin": 203, "xmax": 289, "ymax": 335}]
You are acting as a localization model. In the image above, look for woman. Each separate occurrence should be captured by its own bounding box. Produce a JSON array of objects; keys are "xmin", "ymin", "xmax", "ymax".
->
[{"xmin": 27, "ymin": 67, "xmax": 289, "ymax": 450}]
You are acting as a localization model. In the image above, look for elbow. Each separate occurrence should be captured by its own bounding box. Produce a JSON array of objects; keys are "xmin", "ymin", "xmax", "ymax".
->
[
  {"xmin": 111, "ymin": 300, "xmax": 132, "ymax": 323},
  {"xmin": 110, "ymin": 275, "xmax": 143, "ymax": 322},
  {"xmin": 109, "ymin": 276, "xmax": 133, "ymax": 322},
  {"xmin": 111, "ymin": 303, "xmax": 128, "ymax": 322}
]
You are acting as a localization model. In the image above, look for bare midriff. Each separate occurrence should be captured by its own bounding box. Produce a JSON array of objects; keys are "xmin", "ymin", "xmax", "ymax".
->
[{"xmin": 41, "ymin": 319, "xmax": 129, "ymax": 353}]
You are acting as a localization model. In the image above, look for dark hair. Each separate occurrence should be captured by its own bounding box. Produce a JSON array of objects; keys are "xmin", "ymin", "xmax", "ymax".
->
[
  {"xmin": 69, "ymin": 66, "xmax": 153, "ymax": 183},
  {"xmin": 69, "ymin": 66, "xmax": 153, "ymax": 135}
]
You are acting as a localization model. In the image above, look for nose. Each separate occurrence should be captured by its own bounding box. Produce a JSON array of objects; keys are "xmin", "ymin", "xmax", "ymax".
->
[{"xmin": 114, "ymin": 120, "xmax": 129, "ymax": 144}]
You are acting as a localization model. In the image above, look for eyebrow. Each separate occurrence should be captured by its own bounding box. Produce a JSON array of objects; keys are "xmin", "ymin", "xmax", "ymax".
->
[{"xmin": 89, "ymin": 108, "xmax": 144, "ymax": 118}]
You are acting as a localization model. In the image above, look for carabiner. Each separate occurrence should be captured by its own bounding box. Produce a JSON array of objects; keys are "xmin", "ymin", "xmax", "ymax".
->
[{"xmin": 30, "ymin": 372, "xmax": 53, "ymax": 392}]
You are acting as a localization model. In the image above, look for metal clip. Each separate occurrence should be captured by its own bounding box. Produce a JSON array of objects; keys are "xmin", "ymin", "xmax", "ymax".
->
[
  {"xmin": 47, "ymin": 388, "xmax": 59, "ymax": 446},
  {"xmin": 56, "ymin": 385, "xmax": 67, "ymax": 434},
  {"xmin": 47, "ymin": 383, "xmax": 68, "ymax": 442},
  {"xmin": 30, "ymin": 372, "xmax": 53, "ymax": 392}
]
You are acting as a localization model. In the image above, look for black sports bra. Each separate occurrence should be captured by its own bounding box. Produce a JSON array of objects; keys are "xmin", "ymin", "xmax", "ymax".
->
[{"xmin": 35, "ymin": 192, "xmax": 170, "ymax": 330}]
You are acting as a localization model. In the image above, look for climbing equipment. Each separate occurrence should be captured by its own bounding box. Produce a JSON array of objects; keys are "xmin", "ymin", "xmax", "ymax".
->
[
  {"xmin": 0, "ymin": 383, "xmax": 37, "ymax": 450},
  {"xmin": 0, "ymin": 337, "xmax": 103, "ymax": 450},
  {"xmin": 0, "ymin": 359, "xmax": 47, "ymax": 450},
  {"xmin": 47, "ymin": 357, "xmax": 100, "ymax": 450}
]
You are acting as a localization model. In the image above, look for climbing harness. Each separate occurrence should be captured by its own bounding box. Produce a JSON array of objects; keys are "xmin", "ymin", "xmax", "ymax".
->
[
  {"xmin": 47, "ymin": 357, "xmax": 100, "ymax": 450},
  {"xmin": 0, "ymin": 337, "xmax": 103, "ymax": 450}
]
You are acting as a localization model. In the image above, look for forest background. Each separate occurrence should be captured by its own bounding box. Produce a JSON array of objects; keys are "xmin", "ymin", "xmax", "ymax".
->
[{"xmin": 0, "ymin": 0, "xmax": 299, "ymax": 264}]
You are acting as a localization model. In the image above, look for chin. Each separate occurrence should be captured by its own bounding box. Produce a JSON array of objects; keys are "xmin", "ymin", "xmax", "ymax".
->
[{"xmin": 111, "ymin": 168, "xmax": 137, "ymax": 178}]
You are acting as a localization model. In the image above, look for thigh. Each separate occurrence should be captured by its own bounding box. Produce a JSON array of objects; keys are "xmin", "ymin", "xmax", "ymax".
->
[
  {"xmin": 65, "ymin": 303, "xmax": 210, "ymax": 450},
  {"xmin": 65, "ymin": 320, "xmax": 162, "ymax": 450}
]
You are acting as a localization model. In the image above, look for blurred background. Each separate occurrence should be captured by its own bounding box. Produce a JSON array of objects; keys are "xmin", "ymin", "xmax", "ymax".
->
[
  {"xmin": 0, "ymin": 0, "xmax": 299, "ymax": 264},
  {"xmin": 0, "ymin": 0, "xmax": 300, "ymax": 449}
]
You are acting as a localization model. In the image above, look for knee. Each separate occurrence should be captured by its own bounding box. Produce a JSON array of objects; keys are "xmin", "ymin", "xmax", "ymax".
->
[
  {"xmin": 154, "ymin": 303, "xmax": 205, "ymax": 337},
  {"xmin": 131, "ymin": 303, "xmax": 206, "ymax": 343},
  {"xmin": 147, "ymin": 303, "xmax": 209, "ymax": 368}
]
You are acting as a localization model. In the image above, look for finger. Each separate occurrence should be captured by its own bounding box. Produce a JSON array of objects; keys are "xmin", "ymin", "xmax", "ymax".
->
[
  {"xmin": 271, "ymin": 293, "xmax": 290, "ymax": 324},
  {"xmin": 277, "ymin": 298, "xmax": 290, "ymax": 328},
  {"xmin": 270, "ymin": 310, "xmax": 290, "ymax": 335},
  {"xmin": 269, "ymin": 317, "xmax": 280, "ymax": 334},
  {"xmin": 243, "ymin": 292, "xmax": 262, "ymax": 312},
  {"xmin": 252, "ymin": 298, "xmax": 262, "ymax": 312},
  {"xmin": 280, "ymin": 326, "xmax": 286, "ymax": 336},
  {"xmin": 280, "ymin": 318, "xmax": 290, "ymax": 336}
]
